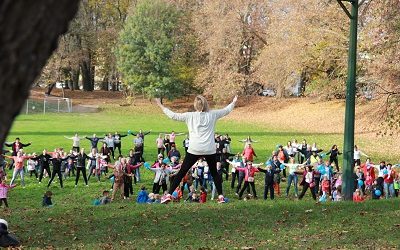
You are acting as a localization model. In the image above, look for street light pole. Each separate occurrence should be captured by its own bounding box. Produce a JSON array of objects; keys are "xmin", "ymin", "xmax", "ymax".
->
[{"xmin": 337, "ymin": 0, "xmax": 358, "ymax": 200}]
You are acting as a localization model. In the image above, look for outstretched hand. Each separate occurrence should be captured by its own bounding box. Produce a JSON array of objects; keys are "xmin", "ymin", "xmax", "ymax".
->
[{"xmin": 232, "ymin": 95, "xmax": 238, "ymax": 104}]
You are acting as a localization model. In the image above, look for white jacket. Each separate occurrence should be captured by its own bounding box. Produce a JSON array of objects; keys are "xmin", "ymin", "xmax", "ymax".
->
[{"xmin": 162, "ymin": 102, "xmax": 235, "ymax": 155}]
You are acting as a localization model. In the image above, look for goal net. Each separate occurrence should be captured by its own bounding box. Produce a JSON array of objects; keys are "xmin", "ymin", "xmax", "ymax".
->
[{"xmin": 21, "ymin": 97, "xmax": 73, "ymax": 114}]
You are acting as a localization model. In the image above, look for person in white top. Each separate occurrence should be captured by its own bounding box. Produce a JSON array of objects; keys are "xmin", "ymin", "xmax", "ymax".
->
[
  {"xmin": 353, "ymin": 145, "xmax": 368, "ymax": 167},
  {"xmin": 64, "ymin": 133, "xmax": 85, "ymax": 153},
  {"xmin": 156, "ymin": 95, "xmax": 237, "ymax": 201}
]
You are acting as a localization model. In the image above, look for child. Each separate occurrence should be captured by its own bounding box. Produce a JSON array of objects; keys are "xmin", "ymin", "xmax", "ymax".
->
[
  {"xmin": 185, "ymin": 185, "xmax": 195, "ymax": 202},
  {"xmin": 99, "ymin": 190, "xmax": 111, "ymax": 205},
  {"xmin": 199, "ymin": 186, "xmax": 207, "ymax": 203},
  {"xmin": 332, "ymin": 185, "xmax": 342, "ymax": 201},
  {"xmin": 394, "ymin": 173, "xmax": 400, "ymax": 197},
  {"xmin": 237, "ymin": 161, "xmax": 262, "ymax": 199},
  {"xmin": 365, "ymin": 172, "xmax": 373, "ymax": 193},
  {"xmin": 352, "ymin": 189, "xmax": 364, "ymax": 202},
  {"xmin": 371, "ymin": 180, "xmax": 381, "ymax": 199},
  {"xmin": 257, "ymin": 164, "xmax": 275, "ymax": 200},
  {"xmin": 42, "ymin": 191, "xmax": 53, "ymax": 207},
  {"xmin": 147, "ymin": 193, "xmax": 155, "ymax": 204},
  {"xmin": 27, "ymin": 154, "xmax": 38, "ymax": 179},
  {"xmin": 137, "ymin": 186, "xmax": 149, "ymax": 204},
  {"xmin": 320, "ymin": 175, "xmax": 330, "ymax": 201},
  {"xmin": 0, "ymin": 179, "xmax": 16, "ymax": 208},
  {"xmin": 191, "ymin": 193, "xmax": 200, "ymax": 203},
  {"xmin": 153, "ymin": 194, "xmax": 161, "ymax": 203}
]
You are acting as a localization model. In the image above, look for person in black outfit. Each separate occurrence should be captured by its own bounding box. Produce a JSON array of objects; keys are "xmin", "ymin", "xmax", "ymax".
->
[
  {"xmin": 298, "ymin": 139, "xmax": 307, "ymax": 164},
  {"xmin": 327, "ymin": 144, "xmax": 342, "ymax": 172},
  {"xmin": 113, "ymin": 132, "xmax": 128, "ymax": 156},
  {"xmin": 86, "ymin": 134, "xmax": 102, "ymax": 151},
  {"xmin": 0, "ymin": 219, "xmax": 20, "ymax": 248},
  {"xmin": 74, "ymin": 148, "xmax": 93, "ymax": 187},
  {"xmin": 48, "ymin": 152, "xmax": 70, "ymax": 188},
  {"xmin": 217, "ymin": 148, "xmax": 235, "ymax": 181},
  {"xmin": 258, "ymin": 164, "xmax": 276, "ymax": 200},
  {"xmin": 236, "ymin": 158, "xmax": 250, "ymax": 195},
  {"xmin": 35, "ymin": 149, "xmax": 52, "ymax": 183}
]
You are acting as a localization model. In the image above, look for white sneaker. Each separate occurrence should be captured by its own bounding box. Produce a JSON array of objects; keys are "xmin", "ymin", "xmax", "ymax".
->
[{"xmin": 75, "ymin": 185, "xmax": 77, "ymax": 188}]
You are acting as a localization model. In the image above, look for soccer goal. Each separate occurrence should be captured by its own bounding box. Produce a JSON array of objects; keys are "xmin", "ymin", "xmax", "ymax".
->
[{"xmin": 22, "ymin": 97, "xmax": 73, "ymax": 114}]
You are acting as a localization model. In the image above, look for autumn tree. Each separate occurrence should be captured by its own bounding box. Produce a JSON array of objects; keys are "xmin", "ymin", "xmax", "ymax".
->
[
  {"xmin": 40, "ymin": 0, "xmax": 132, "ymax": 92},
  {"xmin": 193, "ymin": 0, "xmax": 269, "ymax": 100},
  {"xmin": 116, "ymin": 0, "xmax": 196, "ymax": 101}
]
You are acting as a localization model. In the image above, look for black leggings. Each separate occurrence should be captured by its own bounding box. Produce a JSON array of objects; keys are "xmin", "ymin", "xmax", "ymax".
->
[
  {"xmin": 39, "ymin": 165, "xmax": 51, "ymax": 182},
  {"xmin": 231, "ymin": 171, "xmax": 237, "ymax": 189},
  {"xmin": 236, "ymin": 174, "xmax": 250, "ymax": 194},
  {"xmin": 108, "ymin": 147, "xmax": 115, "ymax": 159},
  {"xmin": 168, "ymin": 152, "xmax": 222, "ymax": 195},
  {"xmin": 48, "ymin": 168, "xmax": 63, "ymax": 188},
  {"xmin": 329, "ymin": 157, "xmax": 339, "ymax": 172},
  {"xmin": 153, "ymin": 182, "xmax": 167, "ymax": 194},
  {"xmin": 239, "ymin": 181, "xmax": 257, "ymax": 198},
  {"xmin": 299, "ymin": 182, "xmax": 316, "ymax": 200},
  {"xmin": 264, "ymin": 184, "xmax": 274, "ymax": 200},
  {"xmin": 29, "ymin": 170, "xmax": 38, "ymax": 178},
  {"xmin": 124, "ymin": 176, "xmax": 133, "ymax": 197},
  {"xmin": 157, "ymin": 148, "xmax": 165, "ymax": 156},
  {"xmin": 115, "ymin": 143, "xmax": 122, "ymax": 156},
  {"xmin": 75, "ymin": 167, "xmax": 88, "ymax": 185}
]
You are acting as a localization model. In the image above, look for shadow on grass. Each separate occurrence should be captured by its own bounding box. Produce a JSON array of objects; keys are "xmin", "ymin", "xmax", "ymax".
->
[{"xmin": 8, "ymin": 194, "xmax": 400, "ymax": 249}]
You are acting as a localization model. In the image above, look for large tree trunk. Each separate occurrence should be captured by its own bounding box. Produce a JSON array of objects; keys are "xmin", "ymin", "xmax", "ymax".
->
[
  {"xmin": 0, "ymin": 0, "xmax": 80, "ymax": 148},
  {"xmin": 71, "ymin": 66, "xmax": 80, "ymax": 90},
  {"xmin": 100, "ymin": 75, "xmax": 109, "ymax": 91},
  {"xmin": 81, "ymin": 57, "xmax": 93, "ymax": 91}
]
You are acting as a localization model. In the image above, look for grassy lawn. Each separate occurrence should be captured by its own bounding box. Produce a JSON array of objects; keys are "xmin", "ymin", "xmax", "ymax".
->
[{"xmin": 2, "ymin": 104, "xmax": 400, "ymax": 249}]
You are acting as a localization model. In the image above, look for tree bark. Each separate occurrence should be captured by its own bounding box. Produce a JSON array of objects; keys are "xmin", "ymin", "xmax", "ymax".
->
[
  {"xmin": 81, "ymin": 57, "xmax": 93, "ymax": 91},
  {"xmin": 71, "ymin": 66, "xmax": 80, "ymax": 91},
  {"xmin": 100, "ymin": 75, "xmax": 109, "ymax": 91},
  {"xmin": 0, "ymin": 0, "xmax": 80, "ymax": 148}
]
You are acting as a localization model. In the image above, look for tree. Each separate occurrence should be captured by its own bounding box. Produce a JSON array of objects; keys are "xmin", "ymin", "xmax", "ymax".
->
[
  {"xmin": 192, "ymin": 0, "xmax": 269, "ymax": 100},
  {"xmin": 0, "ymin": 0, "xmax": 80, "ymax": 148},
  {"xmin": 39, "ymin": 0, "xmax": 132, "ymax": 92},
  {"xmin": 116, "ymin": 0, "xmax": 195, "ymax": 100}
]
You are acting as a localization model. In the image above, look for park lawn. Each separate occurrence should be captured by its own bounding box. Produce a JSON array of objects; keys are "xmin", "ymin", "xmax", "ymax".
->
[{"xmin": 1, "ymin": 103, "xmax": 400, "ymax": 249}]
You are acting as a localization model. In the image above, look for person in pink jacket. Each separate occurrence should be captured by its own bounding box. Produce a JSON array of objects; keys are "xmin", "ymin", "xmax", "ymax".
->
[
  {"xmin": 4, "ymin": 151, "xmax": 33, "ymax": 187},
  {"xmin": 0, "ymin": 179, "xmax": 16, "ymax": 208},
  {"xmin": 237, "ymin": 161, "xmax": 263, "ymax": 199},
  {"xmin": 242, "ymin": 143, "xmax": 257, "ymax": 162}
]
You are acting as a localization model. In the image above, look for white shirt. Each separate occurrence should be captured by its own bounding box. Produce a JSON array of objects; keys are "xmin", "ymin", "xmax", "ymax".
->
[
  {"xmin": 354, "ymin": 150, "xmax": 367, "ymax": 160},
  {"xmin": 162, "ymin": 102, "xmax": 235, "ymax": 155}
]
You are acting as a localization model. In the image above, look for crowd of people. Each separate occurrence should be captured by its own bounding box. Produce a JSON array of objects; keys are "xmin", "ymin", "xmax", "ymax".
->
[
  {"xmin": 1, "ymin": 134, "xmax": 399, "ymax": 207},
  {"xmin": 0, "ymin": 95, "xmax": 399, "ymax": 208}
]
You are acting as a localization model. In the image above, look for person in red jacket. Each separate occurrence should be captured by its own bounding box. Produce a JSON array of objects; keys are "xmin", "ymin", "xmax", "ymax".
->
[
  {"xmin": 321, "ymin": 175, "xmax": 330, "ymax": 198},
  {"xmin": 199, "ymin": 186, "xmax": 207, "ymax": 203},
  {"xmin": 361, "ymin": 158, "xmax": 376, "ymax": 181},
  {"xmin": 242, "ymin": 143, "xmax": 257, "ymax": 162},
  {"xmin": 353, "ymin": 189, "xmax": 364, "ymax": 202},
  {"xmin": 383, "ymin": 164, "xmax": 396, "ymax": 199}
]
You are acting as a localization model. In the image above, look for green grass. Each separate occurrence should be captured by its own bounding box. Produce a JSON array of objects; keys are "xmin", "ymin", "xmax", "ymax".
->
[{"xmin": 2, "ymin": 104, "xmax": 400, "ymax": 249}]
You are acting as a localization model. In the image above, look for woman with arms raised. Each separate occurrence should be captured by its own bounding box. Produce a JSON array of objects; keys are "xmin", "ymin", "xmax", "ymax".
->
[{"xmin": 156, "ymin": 95, "xmax": 237, "ymax": 203}]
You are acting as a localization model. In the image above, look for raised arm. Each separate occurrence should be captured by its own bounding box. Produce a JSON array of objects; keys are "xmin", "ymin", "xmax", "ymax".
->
[
  {"xmin": 64, "ymin": 136, "xmax": 73, "ymax": 140},
  {"xmin": 211, "ymin": 95, "xmax": 237, "ymax": 119},
  {"xmin": 21, "ymin": 142, "xmax": 32, "ymax": 147},
  {"xmin": 156, "ymin": 99, "xmax": 188, "ymax": 122}
]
